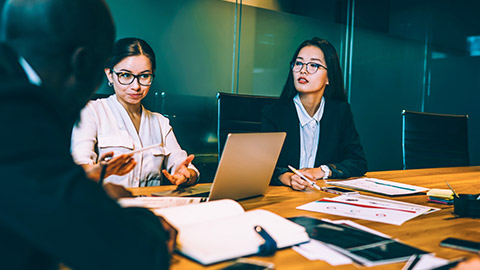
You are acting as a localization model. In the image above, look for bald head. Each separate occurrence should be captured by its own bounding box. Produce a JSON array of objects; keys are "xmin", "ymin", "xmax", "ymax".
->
[
  {"xmin": 1, "ymin": 0, "xmax": 115, "ymax": 117},
  {"xmin": 2, "ymin": 0, "xmax": 114, "ymax": 59}
]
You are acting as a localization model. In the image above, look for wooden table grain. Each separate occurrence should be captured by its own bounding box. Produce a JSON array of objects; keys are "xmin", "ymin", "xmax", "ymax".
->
[{"xmin": 128, "ymin": 166, "xmax": 480, "ymax": 270}]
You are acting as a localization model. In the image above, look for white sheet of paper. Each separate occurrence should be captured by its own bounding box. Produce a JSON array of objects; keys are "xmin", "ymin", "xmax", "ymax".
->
[
  {"xmin": 297, "ymin": 195, "xmax": 439, "ymax": 225},
  {"xmin": 327, "ymin": 178, "xmax": 429, "ymax": 196}
]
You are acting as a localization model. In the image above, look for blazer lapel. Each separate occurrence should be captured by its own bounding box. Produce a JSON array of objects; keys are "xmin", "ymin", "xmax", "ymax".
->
[
  {"xmin": 284, "ymin": 100, "xmax": 301, "ymax": 168},
  {"xmin": 315, "ymin": 99, "xmax": 336, "ymax": 167}
]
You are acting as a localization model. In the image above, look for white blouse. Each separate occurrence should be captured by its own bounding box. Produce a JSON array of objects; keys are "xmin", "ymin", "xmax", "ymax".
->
[
  {"xmin": 71, "ymin": 95, "xmax": 198, "ymax": 187},
  {"xmin": 293, "ymin": 94, "xmax": 325, "ymax": 169}
]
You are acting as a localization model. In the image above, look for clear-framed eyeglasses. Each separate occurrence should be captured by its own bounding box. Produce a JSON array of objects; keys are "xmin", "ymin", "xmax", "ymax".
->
[
  {"xmin": 291, "ymin": 61, "xmax": 327, "ymax": 74},
  {"xmin": 111, "ymin": 69, "xmax": 155, "ymax": 86}
]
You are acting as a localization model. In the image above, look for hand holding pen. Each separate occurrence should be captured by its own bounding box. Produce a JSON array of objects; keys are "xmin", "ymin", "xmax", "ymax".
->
[
  {"xmin": 96, "ymin": 151, "xmax": 136, "ymax": 185},
  {"xmin": 287, "ymin": 165, "xmax": 321, "ymax": 191},
  {"xmin": 97, "ymin": 144, "xmax": 163, "ymax": 184}
]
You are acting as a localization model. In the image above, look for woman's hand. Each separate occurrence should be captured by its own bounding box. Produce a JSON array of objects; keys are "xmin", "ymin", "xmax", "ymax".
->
[
  {"xmin": 82, "ymin": 151, "xmax": 137, "ymax": 182},
  {"xmin": 162, "ymin": 154, "xmax": 197, "ymax": 186},
  {"xmin": 278, "ymin": 170, "xmax": 316, "ymax": 191},
  {"xmin": 101, "ymin": 152, "xmax": 137, "ymax": 178}
]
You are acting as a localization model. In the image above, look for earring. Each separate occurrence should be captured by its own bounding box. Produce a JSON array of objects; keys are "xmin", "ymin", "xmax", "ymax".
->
[{"xmin": 108, "ymin": 81, "xmax": 113, "ymax": 87}]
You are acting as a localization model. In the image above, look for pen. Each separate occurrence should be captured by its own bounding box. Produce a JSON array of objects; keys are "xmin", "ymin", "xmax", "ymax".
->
[
  {"xmin": 404, "ymin": 254, "xmax": 422, "ymax": 270},
  {"xmin": 364, "ymin": 179, "xmax": 416, "ymax": 191},
  {"xmin": 254, "ymin": 225, "xmax": 277, "ymax": 256},
  {"xmin": 124, "ymin": 143, "xmax": 163, "ymax": 156},
  {"xmin": 445, "ymin": 180, "xmax": 459, "ymax": 198},
  {"xmin": 287, "ymin": 165, "xmax": 320, "ymax": 190}
]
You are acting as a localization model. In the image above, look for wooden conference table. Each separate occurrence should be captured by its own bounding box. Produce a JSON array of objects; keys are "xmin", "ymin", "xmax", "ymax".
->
[{"xmin": 129, "ymin": 166, "xmax": 480, "ymax": 270}]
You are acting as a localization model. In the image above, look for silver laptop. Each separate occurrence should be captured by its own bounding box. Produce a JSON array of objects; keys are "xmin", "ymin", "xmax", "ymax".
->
[{"xmin": 153, "ymin": 132, "xmax": 286, "ymax": 201}]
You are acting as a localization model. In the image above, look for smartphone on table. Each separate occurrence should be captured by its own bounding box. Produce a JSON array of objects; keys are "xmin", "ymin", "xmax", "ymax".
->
[{"xmin": 440, "ymin": 237, "xmax": 480, "ymax": 253}]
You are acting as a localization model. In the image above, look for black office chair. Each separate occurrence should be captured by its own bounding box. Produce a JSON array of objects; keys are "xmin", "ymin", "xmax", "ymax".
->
[
  {"xmin": 402, "ymin": 110, "xmax": 469, "ymax": 169},
  {"xmin": 217, "ymin": 92, "xmax": 278, "ymax": 157}
]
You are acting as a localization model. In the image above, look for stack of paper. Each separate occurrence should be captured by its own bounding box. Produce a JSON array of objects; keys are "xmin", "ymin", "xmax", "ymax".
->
[{"xmin": 426, "ymin": 189, "xmax": 454, "ymax": 205}]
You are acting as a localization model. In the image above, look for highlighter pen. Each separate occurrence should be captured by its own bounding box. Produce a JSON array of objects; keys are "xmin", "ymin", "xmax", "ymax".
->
[{"xmin": 287, "ymin": 165, "xmax": 321, "ymax": 190}]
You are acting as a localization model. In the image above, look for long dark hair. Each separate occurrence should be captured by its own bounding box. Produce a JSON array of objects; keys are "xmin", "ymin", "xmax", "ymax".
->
[
  {"xmin": 105, "ymin": 37, "xmax": 156, "ymax": 72},
  {"xmin": 280, "ymin": 37, "xmax": 347, "ymax": 102}
]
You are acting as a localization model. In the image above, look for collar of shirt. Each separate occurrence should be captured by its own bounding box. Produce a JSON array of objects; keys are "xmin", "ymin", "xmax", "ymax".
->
[
  {"xmin": 18, "ymin": 56, "xmax": 42, "ymax": 86},
  {"xmin": 293, "ymin": 94, "xmax": 325, "ymax": 126}
]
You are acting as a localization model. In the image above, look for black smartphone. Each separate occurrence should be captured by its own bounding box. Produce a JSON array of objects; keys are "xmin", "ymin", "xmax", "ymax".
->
[{"xmin": 440, "ymin": 237, "xmax": 480, "ymax": 253}]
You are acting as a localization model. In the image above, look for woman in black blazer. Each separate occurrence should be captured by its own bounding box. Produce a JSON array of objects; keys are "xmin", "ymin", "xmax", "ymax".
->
[{"xmin": 262, "ymin": 37, "xmax": 367, "ymax": 190}]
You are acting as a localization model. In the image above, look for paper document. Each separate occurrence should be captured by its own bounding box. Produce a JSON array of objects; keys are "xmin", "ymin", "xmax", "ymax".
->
[
  {"xmin": 297, "ymin": 194, "xmax": 439, "ymax": 225},
  {"xmin": 117, "ymin": 196, "xmax": 204, "ymax": 209},
  {"xmin": 327, "ymin": 178, "xmax": 429, "ymax": 196}
]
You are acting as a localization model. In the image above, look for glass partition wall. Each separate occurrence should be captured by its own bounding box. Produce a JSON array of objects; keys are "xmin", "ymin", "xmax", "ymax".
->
[{"xmin": 103, "ymin": 0, "xmax": 480, "ymax": 181}]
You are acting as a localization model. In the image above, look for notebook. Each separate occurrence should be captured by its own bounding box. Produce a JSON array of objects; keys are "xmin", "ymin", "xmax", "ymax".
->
[{"xmin": 152, "ymin": 132, "xmax": 286, "ymax": 201}]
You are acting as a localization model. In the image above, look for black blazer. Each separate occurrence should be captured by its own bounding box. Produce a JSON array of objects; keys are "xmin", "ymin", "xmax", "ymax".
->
[
  {"xmin": 261, "ymin": 98, "xmax": 367, "ymax": 182},
  {"xmin": 0, "ymin": 43, "xmax": 170, "ymax": 270}
]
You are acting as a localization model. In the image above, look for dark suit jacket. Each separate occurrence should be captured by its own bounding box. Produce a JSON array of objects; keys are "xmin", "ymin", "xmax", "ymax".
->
[
  {"xmin": 261, "ymin": 98, "xmax": 367, "ymax": 182},
  {"xmin": 0, "ymin": 43, "xmax": 170, "ymax": 270}
]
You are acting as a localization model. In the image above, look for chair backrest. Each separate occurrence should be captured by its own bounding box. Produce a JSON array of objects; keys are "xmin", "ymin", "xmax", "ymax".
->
[
  {"xmin": 217, "ymin": 92, "xmax": 278, "ymax": 157},
  {"xmin": 402, "ymin": 110, "xmax": 469, "ymax": 169}
]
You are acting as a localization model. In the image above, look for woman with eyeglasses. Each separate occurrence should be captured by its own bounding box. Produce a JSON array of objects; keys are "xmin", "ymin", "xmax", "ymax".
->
[
  {"xmin": 261, "ymin": 37, "xmax": 367, "ymax": 191},
  {"xmin": 71, "ymin": 37, "xmax": 198, "ymax": 187}
]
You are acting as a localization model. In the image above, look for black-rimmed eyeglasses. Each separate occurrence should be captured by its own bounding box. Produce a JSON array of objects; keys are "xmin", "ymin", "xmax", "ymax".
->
[
  {"xmin": 111, "ymin": 69, "xmax": 154, "ymax": 86},
  {"xmin": 291, "ymin": 61, "xmax": 327, "ymax": 74}
]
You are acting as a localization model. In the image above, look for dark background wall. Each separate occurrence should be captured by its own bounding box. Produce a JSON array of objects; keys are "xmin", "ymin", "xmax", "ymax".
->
[
  {"xmin": 88, "ymin": 0, "xmax": 480, "ymax": 179},
  {"xmin": 2, "ymin": 0, "xmax": 477, "ymax": 179}
]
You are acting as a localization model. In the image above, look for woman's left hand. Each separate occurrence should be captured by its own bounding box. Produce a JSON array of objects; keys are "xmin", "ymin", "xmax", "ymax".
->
[{"xmin": 162, "ymin": 154, "xmax": 197, "ymax": 186}]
